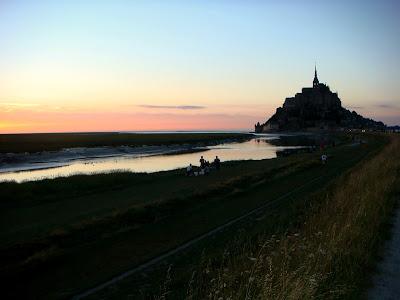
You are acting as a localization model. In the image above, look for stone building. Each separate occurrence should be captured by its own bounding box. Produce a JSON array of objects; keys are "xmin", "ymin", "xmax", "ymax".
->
[{"xmin": 255, "ymin": 68, "xmax": 385, "ymax": 132}]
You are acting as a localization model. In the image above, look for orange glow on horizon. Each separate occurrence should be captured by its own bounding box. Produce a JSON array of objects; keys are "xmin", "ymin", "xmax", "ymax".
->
[
  {"xmin": 0, "ymin": 107, "xmax": 271, "ymax": 134},
  {"xmin": 0, "ymin": 98, "xmax": 398, "ymax": 134}
]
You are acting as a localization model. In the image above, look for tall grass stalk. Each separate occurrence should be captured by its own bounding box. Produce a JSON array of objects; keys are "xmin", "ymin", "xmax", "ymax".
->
[{"xmin": 186, "ymin": 135, "xmax": 400, "ymax": 299}]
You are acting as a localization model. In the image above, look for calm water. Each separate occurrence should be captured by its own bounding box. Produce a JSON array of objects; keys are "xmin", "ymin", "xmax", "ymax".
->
[{"xmin": 0, "ymin": 135, "xmax": 309, "ymax": 183}]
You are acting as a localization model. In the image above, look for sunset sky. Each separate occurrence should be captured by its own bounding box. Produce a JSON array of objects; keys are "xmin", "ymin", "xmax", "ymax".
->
[{"xmin": 1, "ymin": 0, "xmax": 399, "ymax": 133}]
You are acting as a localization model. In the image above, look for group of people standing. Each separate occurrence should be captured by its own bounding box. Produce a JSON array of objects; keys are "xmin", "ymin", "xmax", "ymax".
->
[{"xmin": 186, "ymin": 155, "xmax": 221, "ymax": 176}]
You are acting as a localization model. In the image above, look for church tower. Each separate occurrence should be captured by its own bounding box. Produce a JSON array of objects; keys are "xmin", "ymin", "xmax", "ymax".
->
[{"xmin": 313, "ymin": 65, "xmax": 319, "ymax": 88}]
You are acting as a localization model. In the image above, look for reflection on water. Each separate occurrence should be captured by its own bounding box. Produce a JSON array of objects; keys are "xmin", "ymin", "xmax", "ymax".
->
[{"xmin": 0, "ymin": 135, "xmax": 308, "ymax": 183}]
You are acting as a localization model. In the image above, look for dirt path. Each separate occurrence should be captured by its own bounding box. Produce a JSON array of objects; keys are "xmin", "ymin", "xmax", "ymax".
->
[{"xmin": 368, "ymin": 203, "xmax": 400, "ymax": 300}]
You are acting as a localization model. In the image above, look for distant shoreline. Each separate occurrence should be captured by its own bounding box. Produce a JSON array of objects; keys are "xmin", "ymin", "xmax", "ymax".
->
[
  {"xmin": 0, "ymin": 132, "xmax": 252, "ymax": 154},
  {"xmin": 0, "ymin": 130, "xmax": 251, "ymax": 136}
]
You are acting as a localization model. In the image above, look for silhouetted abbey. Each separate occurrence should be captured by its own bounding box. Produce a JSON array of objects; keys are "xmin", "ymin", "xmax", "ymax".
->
[{"xmin": 255, "ymin": 67, "xmax": 385, "ymax": 132}]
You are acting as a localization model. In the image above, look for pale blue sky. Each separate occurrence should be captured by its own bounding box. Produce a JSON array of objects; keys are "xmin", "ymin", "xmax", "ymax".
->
[{"xmin": 0, "ymin": 0, "xmax": 399, "ymax": 132}]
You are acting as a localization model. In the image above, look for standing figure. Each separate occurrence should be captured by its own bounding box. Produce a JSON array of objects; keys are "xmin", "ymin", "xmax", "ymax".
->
[
  {"xmin": 214, "ymin": 156, "xmax": 221, "ymax": 170},
  {"xmin": 200, "ymin": 156, "xmax": 205, "ymax": 168}
]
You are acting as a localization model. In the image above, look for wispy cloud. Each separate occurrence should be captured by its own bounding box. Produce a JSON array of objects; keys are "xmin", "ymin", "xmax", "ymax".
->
[
  {"xmin": 0, "ymin": 102, "xmax": 42, "ymax": 113},
  {"xmin": 138, "ymin": 105, "xmax": 206, "ymax": 110},
  {"xmin": 375, "ymin": 103, "xmax": 399, "ymax": 109},
  {"xmin": 0, "ymin": 102, "xmax": 41, "ymax": 107},
  {"xmin": 346, "ymin": 106, "xmax": 364, "ymax": 110},
  {"xmin": 346, "ymin": 102, "xmax": 400, "ymax": 111}
]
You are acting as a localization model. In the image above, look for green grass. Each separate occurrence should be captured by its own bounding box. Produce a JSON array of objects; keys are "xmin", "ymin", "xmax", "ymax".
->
[
  {"xmin": 0, "ymin": 157, "xmax": 291, "ymax": 246},
  {"xmin": 0, "ymin": 132, "xmax": 251, "ymax": 153},
  {"xmin": 0, "ymin": 133, "xmax": 386, "ymax": 299},
  {"xmin": 88, "ymin": 134, "xmax": 389, "ymax": 300},
  {"xmin": 151, "ymin": 134, "xmax": 399, "ymax": 300}
]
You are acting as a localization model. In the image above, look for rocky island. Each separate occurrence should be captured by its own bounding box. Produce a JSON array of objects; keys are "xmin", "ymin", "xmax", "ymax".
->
[{"xmin": 255, "ymin": 68, "xmax": 385, "ymax": 132}]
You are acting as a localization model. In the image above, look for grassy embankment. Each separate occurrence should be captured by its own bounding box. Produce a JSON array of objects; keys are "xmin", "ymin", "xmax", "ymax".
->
[
  {"xmin": 0, "ymin": 132, "xmax": 251, "ymax": 153},
  {"xmin": 0, "ymin": 133, "xmax": 386, "ymax": 299},
  {"xmin": 157, "ymin": 134, "xmax": 399, "ymax": 299}
]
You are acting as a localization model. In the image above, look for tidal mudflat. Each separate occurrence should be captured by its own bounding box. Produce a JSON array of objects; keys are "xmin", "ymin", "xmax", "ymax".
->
[{"xmin": 0, "ymin": 132, "xmax": 312, "ymax": 182}]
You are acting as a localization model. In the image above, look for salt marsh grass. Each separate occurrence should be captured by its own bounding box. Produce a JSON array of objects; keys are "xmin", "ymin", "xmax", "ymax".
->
[{"xmin": 181, "ymin": 135, "xmax": 399, "ymax": 299}]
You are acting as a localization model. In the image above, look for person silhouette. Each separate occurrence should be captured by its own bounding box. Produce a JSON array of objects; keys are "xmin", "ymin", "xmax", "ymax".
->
[
  {"xmin": 200, "ymin": 156, "xmax": 205, "ymax": 168},
  {"xmin": 214, "ymin": 156, "xmax": 221, "ymax": 170}
]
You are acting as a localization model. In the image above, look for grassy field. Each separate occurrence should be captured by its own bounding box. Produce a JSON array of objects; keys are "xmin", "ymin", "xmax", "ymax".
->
[
  {"xmin": 0, "ymin": 133, "xmax": 388, "ymax": 299},
  {"xmin": 145, "ymin": 134, "xmax": 398, "ymax": 300},
  {"xmin": 0, "ymin": 132, "xmax": 251, "ymax": 153}
]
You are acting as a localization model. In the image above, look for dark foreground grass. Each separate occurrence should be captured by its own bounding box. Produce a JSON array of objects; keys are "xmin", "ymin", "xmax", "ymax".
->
[
  {"xmin": 86, "ymin": 134, "xmax": 387, "ymax": 300},
  {"xmin": 0, "ymin": 134, "xmax": 386, "ymax": 299},
  {"xmin": 0, "ymin": 132, "xmax": 251, "ymax": 153},
  {"xmin": 0, "ymin": 158, "xmax": 307, "ymax": 299},
  {"xmin": 0, "ymin": 157, "xmax": 292, "ymax": 246},
  {"xmin": 167, "ymin": 134, "xmax": 399, "ymax": 300}
]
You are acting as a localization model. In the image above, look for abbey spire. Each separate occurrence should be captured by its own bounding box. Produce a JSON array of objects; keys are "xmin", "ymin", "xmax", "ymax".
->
[{"xmin": 313, "ymin": 65, "xmax": 319, "ymax": 88}]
